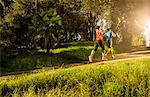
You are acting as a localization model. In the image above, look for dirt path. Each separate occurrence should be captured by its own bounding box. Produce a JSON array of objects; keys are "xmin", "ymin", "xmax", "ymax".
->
[
  {"xmin": 0, "ymin": 48, "xmax": 150, "ymax": 80},
  {"xmin": 91, "ymin": 49, "xmax": 150, "ymax": 65}
]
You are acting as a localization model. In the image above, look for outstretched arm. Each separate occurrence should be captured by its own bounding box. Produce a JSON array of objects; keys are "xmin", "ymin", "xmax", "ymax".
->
[{"xmin": 112, "ymin": 31, "xmax": 117, "ymax": 37}]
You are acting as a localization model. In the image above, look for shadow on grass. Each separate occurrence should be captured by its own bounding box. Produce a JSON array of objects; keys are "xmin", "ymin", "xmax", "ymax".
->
[
  {"xmin": 0, "ymin": 47, "xmax": 93, "ymax": 74},
  {"xmin": 0, "ymin": 42, "xmax": 137, "ymax": 75},
  {"xmin": 65, "ymin": 41, "xmax": 94, "ymax": 46}
]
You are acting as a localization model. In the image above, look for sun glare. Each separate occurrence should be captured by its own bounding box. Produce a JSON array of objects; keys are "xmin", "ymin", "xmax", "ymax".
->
[{"xmin": 145, "ymin": 19, "xmax": 150, "ymax": 29}]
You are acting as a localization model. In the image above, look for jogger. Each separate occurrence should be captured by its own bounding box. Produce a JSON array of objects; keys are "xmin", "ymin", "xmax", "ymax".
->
[
  {"xmin": 89, "ymin": 26, "xmax": 107, "ymax": 62},
  {"xmin": 104, "ymin": 28, "xmax": 115, "ymax": 58}
]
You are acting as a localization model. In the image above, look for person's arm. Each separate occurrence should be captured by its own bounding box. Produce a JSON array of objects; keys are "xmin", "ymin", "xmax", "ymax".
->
[
  {"xmin": 112, "ymin": 31, "xmax": 117, "ymax": 37},
  {"xmin": 103, "ymin": 32, "xmax": 106, "ymax": 35},
  {"xmin": 103, "ymin": 30, "xmax": 107, "ymax": 35}
]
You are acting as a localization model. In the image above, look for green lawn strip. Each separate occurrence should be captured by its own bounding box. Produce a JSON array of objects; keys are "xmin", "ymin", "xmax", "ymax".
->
[
  {"xmin": 0, "ymin": 58, "xmax": 150, "ymax": 97},
  {"xmin": 1, "ymin": 41, "xmax": 120, "ymax": 73},
  {"xmin": 2, "ymin": 46, "xmax": 101, "ymax": 73}
]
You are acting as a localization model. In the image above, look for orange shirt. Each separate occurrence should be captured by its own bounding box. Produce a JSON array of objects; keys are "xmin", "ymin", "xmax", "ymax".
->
[{"xmin": 96, "ymin": 31, "xmax": 103, "ymax": 40}]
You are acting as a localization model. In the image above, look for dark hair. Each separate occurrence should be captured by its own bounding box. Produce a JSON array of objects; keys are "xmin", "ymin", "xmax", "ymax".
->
[
  {"xmin": 96, "ymin": 26, "xmax": 100, "ymax": 29},
  {"xmin": 107, "ymin": 28, "xmax": 110, "ymax": 31}
]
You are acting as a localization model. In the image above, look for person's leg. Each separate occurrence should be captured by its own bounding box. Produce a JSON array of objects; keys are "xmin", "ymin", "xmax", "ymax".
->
[
  {"xmin": 89, "ymin": 50, "xmax": 95, "ymax": 62},
  {"xmin": 89, "ymin": 41, "xmax": 98, "ymax": 62},
  {"xmin": 105, "ymin": 40, "xmax": 115, "ymax": 59},
  {"xmin": 110, "ymin": 39, "xmax": 115, "ymax": 58},
  {"xmin": 105, "ymin": 40, "xmax": 111, "ymax": 55},
  {"xmin": 106, "ymin": 48, "xmax": 110, "ymax": 55},
  {"xmin": 99, "ymin": 40, "xmax": 107, "ymax": 60},
  {"xmin": 110, "ymin": 48, "xmax": 115, "ymax": 58}
]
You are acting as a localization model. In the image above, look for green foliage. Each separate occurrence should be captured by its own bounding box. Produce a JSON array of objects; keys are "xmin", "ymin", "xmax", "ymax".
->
[
  {"xmin": 0, "ymin": 41, "xmax": 120, "ymax": 73},
  {"xmin": 1, "ymin": 0, "xmax": 91, "ymax": 53},
  {"xmin": 1, "ymin": 0, "xmax": 146, "ymax": 53},
  {"xmin": 38, "ymin": 5, "xmax": 62, "ymax": 53},
  {"xmin": 57, "ymin": 0, "xmax": 89, "ymax": 41},
  {"xmin": 1, "ymin": 42, "xmax": 93, "ymax": 73},
  {"xmin": 1, "ymin": 0, "xmax": 63, "ymax": 51},
  {"xmin": 1, "ymin": 58, "xmax": 150, "ymax": 97},
  {"xmin": 80, "ymin": 0, "xmax": 112, "ymax": 40}
]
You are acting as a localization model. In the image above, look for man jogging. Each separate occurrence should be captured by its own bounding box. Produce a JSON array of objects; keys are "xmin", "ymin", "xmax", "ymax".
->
[
  {"xmin": 104, "ymin": 28, "xmax": 115, "ymax": 59},
  {"xmin": 89, "ymin": 26, "xmax": 107, "ymax": 63}
]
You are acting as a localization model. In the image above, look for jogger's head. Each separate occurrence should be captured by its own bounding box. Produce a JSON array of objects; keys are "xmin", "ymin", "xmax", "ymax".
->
[
  {"xmin": 107, "ymin": 28, "xmax": 110, "ymax": 31},
  {"xmin": 96, "ymin": 26, "xmax": 100, "ymax": 30}
]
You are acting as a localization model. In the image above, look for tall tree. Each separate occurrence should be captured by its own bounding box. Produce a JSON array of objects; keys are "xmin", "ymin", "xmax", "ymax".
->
[
  {"xmin": 81, "ymin": 0, "xmax": 111, "ymax": 40},
  {"xmin": 58, "ymin": 0, "xmax": 88, "ymax": 41}
]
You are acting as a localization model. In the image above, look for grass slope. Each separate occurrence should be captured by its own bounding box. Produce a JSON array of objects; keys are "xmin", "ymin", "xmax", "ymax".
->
[
  {"xmin": 2, "ymin": 41, "xmax": 117, "ymax": 73},
  {"xmin": 0, "ymin": 58, "xmax": 150, "ymax": 97}
]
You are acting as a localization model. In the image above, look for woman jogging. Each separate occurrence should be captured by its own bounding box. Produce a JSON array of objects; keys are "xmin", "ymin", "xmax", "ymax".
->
[{"xmin": 89, "ymin": 26, "xmax": 107, "ymax": 63}]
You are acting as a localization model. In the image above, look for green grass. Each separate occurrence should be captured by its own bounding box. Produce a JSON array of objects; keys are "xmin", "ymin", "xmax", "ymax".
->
[
  {"xmin": 1, "ymin": 58, "xmax": 150, "ymax": 97},
  {"xmin": 2, "ymin": 41, "xmax": 114, "ymax": 73},
  {"xmin": 1, "ymin": 41, "xmax": 130, "ymax": 74}
]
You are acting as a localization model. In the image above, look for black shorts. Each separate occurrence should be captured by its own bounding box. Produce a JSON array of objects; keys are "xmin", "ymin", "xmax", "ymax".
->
[
  {"xmin": 106, "ymin": 40, "xmax": 112, "ymax": 48},
  {"xmin": 93, "ymin": 40, "xmax": 105, "ymax": 51}
]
